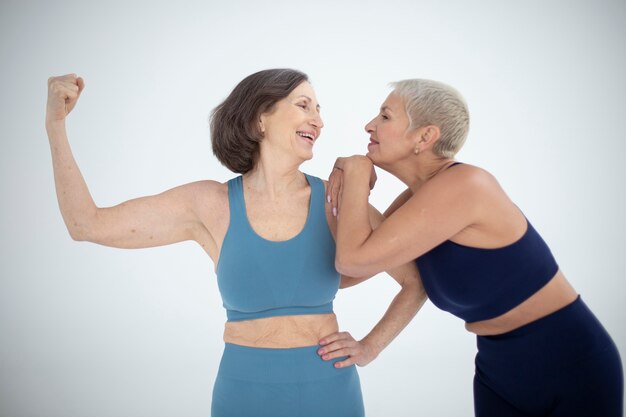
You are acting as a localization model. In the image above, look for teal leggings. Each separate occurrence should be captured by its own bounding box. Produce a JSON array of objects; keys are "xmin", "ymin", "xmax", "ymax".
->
[{"xmin": 212, "ymin": 343, "xmax": 365, "ymax": 417}]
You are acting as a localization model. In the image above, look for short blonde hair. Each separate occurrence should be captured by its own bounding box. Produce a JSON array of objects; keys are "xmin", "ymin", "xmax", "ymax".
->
[{"xmin": 390, "ymin": 79, "xmax": 469, "ymax": 158}]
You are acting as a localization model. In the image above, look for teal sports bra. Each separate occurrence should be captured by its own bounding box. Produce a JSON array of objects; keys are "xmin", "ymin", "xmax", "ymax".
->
[{"xmin": 216, "ymin": 173, "xmax": 339, "ymax": 322}]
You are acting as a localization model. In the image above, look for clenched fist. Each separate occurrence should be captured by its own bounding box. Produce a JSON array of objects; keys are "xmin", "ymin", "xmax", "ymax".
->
[{"xmin": 46, "ymin": 74, "xmax": 85, "ymax": 126}]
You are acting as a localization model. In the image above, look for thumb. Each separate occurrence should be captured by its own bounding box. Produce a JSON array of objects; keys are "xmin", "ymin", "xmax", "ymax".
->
[{"xmin": 76, "ymin": 77, "xmax": 85, "ymax": 95}]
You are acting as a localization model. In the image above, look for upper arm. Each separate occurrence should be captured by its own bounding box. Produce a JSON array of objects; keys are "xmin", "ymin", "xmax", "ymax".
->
[
  {"xmin": 340, "ymin": 204, "xmax": 426, "ymax": 291},
  {"xmin": 383, "ymin": 188, "xmax": 413, "ymax": 218},
  {"xmin": 84, "ymin": 180, "xmax": 225, "ymax": 250},
  {"xmin": 337, "ymin": 167, "xmax": 493, "ymax": 277},
  {"xmin": 322, "ymin": 179, "xmax": 405, "ymax": 287},
  {"xmin": 338, "ymin": 204, "xmax": 386, "ymax": 287}
]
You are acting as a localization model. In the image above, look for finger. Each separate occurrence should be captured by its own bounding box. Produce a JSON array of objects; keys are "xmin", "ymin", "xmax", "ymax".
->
[
  {"xmin": 76, "ymin": 77, "xmax": 85, "ymax": 95},
  {"xmin": 328, "ymin": 338, "xmax": 356, "ymax": 351},
  {"xmin": 327, "ymin": 170, "xmax": 339, "ymax": 204},
  {"xmin": 60, "ymin": 73, "xmax": 78, "ymax": 81},
  {"xmin": 326, "ymin": 180, "xmax": 332, "ymax": 204},
  {"xmin": 332, "ymin": 173, "xmax": 343, "ymax": 216},
  {"xmin": 50, "ymin": 79, "xmax": 79, "ymax": 96},
  {"xmin": 334, "ymin": 180, "xmax": 343, "ymax": 216},
  {"xmin": 49, "ymin": 74, "xmax": 79, "ymax": 87},
  {"xmin": 333, "ymin": 356, "xmax": 356, "ymax": 368},
  {"xmin": 51, "ymin": 84, "xmax": 79, "ymax": 101},
  {"xmin": 58, "ymin": 80, "xmax": 80, "ymax": 93},
  {"xmin": 321, "ymin": 347, "xmax": 354, "ymax": 361},
  {"xmin": 318, "ymin": 331, "xmax": 347, "ymax": 346},
  {"xmin": 317, "ymin": 337, "xmax": 357, "ymax": 355},
  {"xmin": 49, "ymin": 74, "xmax": 78, "ymax": 85},
  {"xmin": 330, "ymin": 178, "xmax": 339, "ymax": 216}
]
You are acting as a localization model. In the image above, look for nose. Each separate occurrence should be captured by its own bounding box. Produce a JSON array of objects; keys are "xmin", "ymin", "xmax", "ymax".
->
[
  {"xmin": 310, "ymin": 112, "xmax": 324, "ymax": 129},
  {"xmin": 365, "ymin": 118, "xmax": 375, "ymax": 133}
]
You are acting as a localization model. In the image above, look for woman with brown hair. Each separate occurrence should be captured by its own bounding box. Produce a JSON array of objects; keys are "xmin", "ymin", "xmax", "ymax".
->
[{"xmin": 45, "ymin": 69, "xmax": 425, "ymax": 416}]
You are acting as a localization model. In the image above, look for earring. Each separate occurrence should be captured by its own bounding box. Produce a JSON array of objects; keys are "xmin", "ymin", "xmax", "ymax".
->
[{"xmin": 414, "ymin": 146, "xmax": 420, "ymax": 155}]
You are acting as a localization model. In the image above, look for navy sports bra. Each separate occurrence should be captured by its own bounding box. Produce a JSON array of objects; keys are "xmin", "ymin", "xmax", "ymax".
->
[
  {"xmin": 415, "ymin": 165, "xmax": 559, "ymax": 323},
  {"xmin": 216, "ymin": 174, "xmax": 339, "ymax": 322}
]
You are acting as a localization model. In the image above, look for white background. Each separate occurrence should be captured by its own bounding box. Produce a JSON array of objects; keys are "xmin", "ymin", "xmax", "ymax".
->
[{"xmin": 1, "ymin": 1, "xmax": 624, "ymax": 416}]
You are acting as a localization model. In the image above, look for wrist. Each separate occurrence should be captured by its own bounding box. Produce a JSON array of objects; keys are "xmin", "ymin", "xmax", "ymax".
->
[
  {"xmin": 360, "ymin": 336, "xmax": 383, "ymax": 359},
  {"xmin": 344, "ymin": 158, "xmax": 373, "ymax": 176},
  {"xmin": 46, "ymin": 119, "xmax": 66, "ymax": 134},
  {"xmin": 46, "ymin": 117, "xmax": 65, "ymax": 128}
]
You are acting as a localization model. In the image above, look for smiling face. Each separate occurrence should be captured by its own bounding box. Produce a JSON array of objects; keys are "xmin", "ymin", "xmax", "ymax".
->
[
  {"xmin": 364, "ymin": 92, "xmax": 418, "ymax": 167},
  {"xmin": 259, "ymin": 81, "xmax": 324, "ymax": 163}
]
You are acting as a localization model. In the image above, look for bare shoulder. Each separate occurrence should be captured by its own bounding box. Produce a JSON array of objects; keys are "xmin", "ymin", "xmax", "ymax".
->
[
  {"xmin": 428, "ymin": 163, "xmax": 502, "ymax": 196},
  {"xmin": 183, "ymin": 180, "xmax": 231, "ymax": 250},
  {"xmin": 180, "ymin": 179, "xmax": 228, "ymax": 193},
  {"xmin": 392, "ymin": 163, "xmax": 505, "ymax": 229},
  {"xmin": 184, "ymin": 179, "xmax": 229, "ymax": 218},
  {"xmin": 173, "ymin": 179, "xmax": 226, "ymax": 205}
]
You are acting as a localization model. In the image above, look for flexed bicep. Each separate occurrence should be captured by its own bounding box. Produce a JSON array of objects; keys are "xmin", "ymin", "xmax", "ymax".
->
[
  {"xmin": 45, "ymin": 74, "xmax": 224, "ymax": 252},
  {"xmin": 83, "ymin": 181, "xmax": 222, "ymax": 249}
]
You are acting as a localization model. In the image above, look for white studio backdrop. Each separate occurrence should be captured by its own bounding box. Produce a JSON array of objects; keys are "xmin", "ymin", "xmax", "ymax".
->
[{"xmin": 1, "ymin": 1, "xmax": 624, "ymax": 416}]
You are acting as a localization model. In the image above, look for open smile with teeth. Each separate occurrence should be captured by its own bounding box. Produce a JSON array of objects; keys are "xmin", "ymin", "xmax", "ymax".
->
[{"xmin": 297, "ymin": 131, "xmax": 316, "ymax": 144}]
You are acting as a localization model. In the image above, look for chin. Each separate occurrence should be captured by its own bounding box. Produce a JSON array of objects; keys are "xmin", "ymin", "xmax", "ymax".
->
[
  {"xmin": 366, "ymin": 150, "xmax": 381, "ymax": 165},
  {"xmin": 297, "ymin": 149, "xmax": 314, "ymax": 162},
  {"xmin": 367, "ymin": 152, "xmax": 391, "ymax": 171}
]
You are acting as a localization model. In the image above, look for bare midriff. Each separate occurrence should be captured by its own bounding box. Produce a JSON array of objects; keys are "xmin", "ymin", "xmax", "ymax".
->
[
  {"xmin": 465, "ymin": 270, "xmax": 578, "ymax": 336},
  {"xmin": 223, "ymin": 313, "xmax": 339, "ymax": 348}
]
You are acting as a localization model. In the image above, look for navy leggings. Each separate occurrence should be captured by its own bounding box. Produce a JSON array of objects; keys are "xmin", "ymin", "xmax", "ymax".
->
[{"xmin": 474, "ymin": 296, "xmax": 623, "ymax": 416}]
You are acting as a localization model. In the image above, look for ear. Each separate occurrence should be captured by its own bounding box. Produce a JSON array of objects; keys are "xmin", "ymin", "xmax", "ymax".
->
[
  {"xmin": 417, "ymin": 125, "xmax": 440, "ymax": 147},
  {"xmin": 258, "ymin": 114, "xmax": 266, "ymax": 134}
]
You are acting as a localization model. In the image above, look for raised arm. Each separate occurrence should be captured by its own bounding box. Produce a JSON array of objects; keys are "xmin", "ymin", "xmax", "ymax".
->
[
  {"xmin": 335, "ymin": 156, "xmax": 484, "ymax": 277},
  {"xmin": 46, "ymin": 74, "xmax": 219, "ymax": 251},
  {"xmin": 383, "ymin": 187, "xmax": 413, "ymax": 218}
]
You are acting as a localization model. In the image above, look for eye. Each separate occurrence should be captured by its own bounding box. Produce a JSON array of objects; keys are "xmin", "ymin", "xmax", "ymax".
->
[
  {"xmin": 381, "ymin": 114, "xmax": 389, "ymax": 120},
  {"xmin": 297, "ymin": 102, "xmax": 308, "ymax": 110}
]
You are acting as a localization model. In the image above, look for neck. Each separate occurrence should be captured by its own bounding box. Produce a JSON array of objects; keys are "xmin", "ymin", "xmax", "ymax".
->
[
  {"xmin": 244, "ymin": 150, "xmax": 306, "ymax": 200},
  {"xmin": 378, "ymin": 153, "xmax": 454, "ymax": 192}
]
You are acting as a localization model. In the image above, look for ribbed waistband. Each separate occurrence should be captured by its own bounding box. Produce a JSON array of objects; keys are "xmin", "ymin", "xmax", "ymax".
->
[
  {"xmin": 480, "ymin": 295, "xmax": 586, "ymax": 340},
  {"xmin": 217, "ymin": 343, "xmax": 353, "ymax": 384},
  {"xmin": 226, "ymin": 303, "xmax": 334, "ymax": 322},
  {"xmin": 476, "ymin": 295, "xmax": 618, "ymax": 370}
]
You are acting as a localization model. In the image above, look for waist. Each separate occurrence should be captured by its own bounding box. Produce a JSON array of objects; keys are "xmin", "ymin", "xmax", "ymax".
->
[
  {"xmin": 466, "ymin": 271, "xmax": 578, "ymax": 335},
  {"xmin": 224, "ymin": 313, "xmax": 339, "ymax": 348},
  {"xmin": 217, "ymin": 343, "xmax": 355, "ymax": 383}
]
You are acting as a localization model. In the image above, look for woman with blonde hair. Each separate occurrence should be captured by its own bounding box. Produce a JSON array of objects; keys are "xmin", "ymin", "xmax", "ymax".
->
[{"xmin": 326, "ymin": 79, "xmax": 623, "ymax": 416}]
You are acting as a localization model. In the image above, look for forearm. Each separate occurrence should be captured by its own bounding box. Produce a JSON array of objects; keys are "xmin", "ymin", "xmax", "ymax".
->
[
  {"xmin": 47, "ymin": 120, "xmax": 98, "ymax": 240},
  {"xmin": 361, "ymin": 278, "xmax": 427, "ymax": 357},
  {"xmin": 335, "ymin": 163, "xmax": 374, "ymax": 272}
]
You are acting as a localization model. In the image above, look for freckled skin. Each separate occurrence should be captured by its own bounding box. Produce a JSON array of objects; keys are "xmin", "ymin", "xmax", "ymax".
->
[{"xmin": 45, "ymin": 74, "xmax": 423, "ymax": 368}]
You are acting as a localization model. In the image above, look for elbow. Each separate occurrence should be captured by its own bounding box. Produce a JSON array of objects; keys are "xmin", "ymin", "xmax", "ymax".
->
[
  {"xmin": 64, "ymin": 210, "xmax": 100, "ymax": 242},
  {"xmin": 335, "ymin": 254, "xmax": 353, "ymax": 276},
  {"xmin": 335, "ymin": 253, "xmax": 368, "ymax": 277},
  {"xmin": 406, "ymin": 280, "xmax": 428, "ymax": 305},
  {"xmin": 67, "ymin": 226, "xmax": 88, "ymax": 242},
  {"xmin": 65, "ymin": 218, "xmax": 96, "ymax": 242}
]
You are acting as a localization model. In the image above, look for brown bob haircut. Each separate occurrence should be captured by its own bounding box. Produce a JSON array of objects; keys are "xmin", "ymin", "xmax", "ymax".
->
[{"xmin": 210, "ymin": 68, "xmax": 309, "ymax": 174}]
